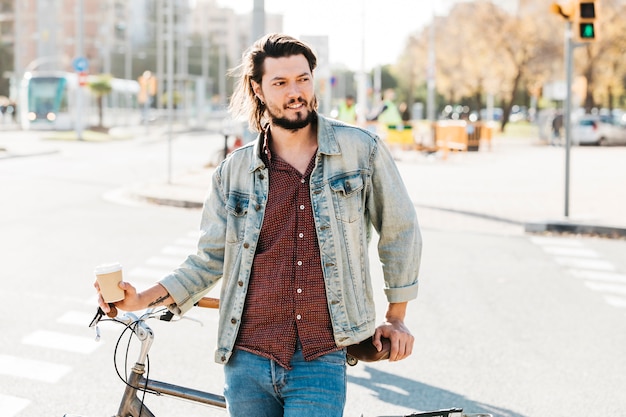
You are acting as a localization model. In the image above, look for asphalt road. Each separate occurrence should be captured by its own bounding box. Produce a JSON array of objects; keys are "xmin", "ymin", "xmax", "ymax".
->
[{"xmin": 1, "ymin": 128, "xmax": 625, "ymax": 417}]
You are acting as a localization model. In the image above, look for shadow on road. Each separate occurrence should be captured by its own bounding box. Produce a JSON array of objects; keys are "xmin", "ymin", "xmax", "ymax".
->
[{"xmin": 349, "ymin": 365, "xmax": 527, "ymax": 417}]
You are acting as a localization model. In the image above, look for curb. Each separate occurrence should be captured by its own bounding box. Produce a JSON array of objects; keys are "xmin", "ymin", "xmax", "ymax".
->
[{"xmin": 525, "ymin": 220, "xmax": 626, "ymax": 239}]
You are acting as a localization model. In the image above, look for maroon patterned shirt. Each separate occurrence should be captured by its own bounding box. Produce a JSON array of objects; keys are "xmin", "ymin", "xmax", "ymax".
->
[{"xmin": 234, "ymin": 133, "xmax": 340, "ymax": 369}]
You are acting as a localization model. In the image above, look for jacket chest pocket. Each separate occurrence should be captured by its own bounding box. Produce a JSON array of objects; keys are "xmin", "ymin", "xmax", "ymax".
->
[
  {"xmin": 329, "ymin": 173, "xmax": 364, "ymax": 223},
  {"xmin": 225, "ymin": 192, "xmax": 250, "ymax": 243}
]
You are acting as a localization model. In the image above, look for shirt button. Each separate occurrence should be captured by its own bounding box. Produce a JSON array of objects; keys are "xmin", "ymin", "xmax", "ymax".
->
[
  {"xmin": 299, "ymin": 204, "xmax": 305, "ymax": 210},
  {"xmin": 297, "ymin": 288, "xmax": 302, "ymax": 294},
  {"xmin": 298, "ymin": 233, "xmax": 304, "ymax": 238},
  {"xmin": 297, "ymin": 260, "xmax": 302, "ymax": 266},
  {"xmin": 296, "ymin": 314, "xmax": 302, "ymax": 320},
  {"xmin": 301, "ymin": 179, "xmax": 305, "ymax": 183}
]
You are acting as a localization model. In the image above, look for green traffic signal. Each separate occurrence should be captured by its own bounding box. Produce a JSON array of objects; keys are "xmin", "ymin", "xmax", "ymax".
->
[{"xmin": 579, "ymin": 22, "xmax": 595, "ymax": 39}]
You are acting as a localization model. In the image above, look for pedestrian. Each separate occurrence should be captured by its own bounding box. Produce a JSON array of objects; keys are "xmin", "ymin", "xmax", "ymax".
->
[
  {"xmin": 336, "ymin": 94, "xmax": 357, "ymax": 124},
  {"xmin": 96, "ymin": 33, "xmax": 422, "ymax": 417},
  {"xmin": 368, "ymin": 88, "xmax": 403, "ymax": 127},
  {"xmin": 551, "ymin": 111, "xmax": 563, "ymax": 146}
]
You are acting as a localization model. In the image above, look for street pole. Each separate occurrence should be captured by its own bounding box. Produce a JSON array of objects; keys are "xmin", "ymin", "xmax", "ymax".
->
[
  {"xmin": 76, "ymin": 0, "xmax": 84, "ymax": 141},
  {"xmin": 167, "ymin": 0, "xmax": 175, "ymax": 184},
  {"xmin": 563, "ymin": 21, "xmax": 573, "ymax": 218}
]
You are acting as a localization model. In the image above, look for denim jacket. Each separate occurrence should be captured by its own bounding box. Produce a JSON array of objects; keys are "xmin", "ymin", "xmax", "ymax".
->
[{"xmin": 159, "ymin": 114, "xmax": 421, "ymax": 365}]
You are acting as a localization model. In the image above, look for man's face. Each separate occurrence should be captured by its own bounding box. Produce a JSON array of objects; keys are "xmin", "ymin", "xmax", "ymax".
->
[{"xmin": 253, "ymin": 54, "xmax": 316, "ymax": 131}]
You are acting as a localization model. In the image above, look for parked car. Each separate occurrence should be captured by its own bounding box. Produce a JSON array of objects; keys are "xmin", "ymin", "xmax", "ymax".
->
[{"xmin": 571, "ymin": 114, "xmax": 626, "ymax": 146}]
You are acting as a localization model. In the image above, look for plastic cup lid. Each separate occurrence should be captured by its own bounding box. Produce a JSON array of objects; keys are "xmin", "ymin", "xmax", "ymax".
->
[{"xmin": 94, "ymin": 262, "xmax": 123, "ymax": 275}]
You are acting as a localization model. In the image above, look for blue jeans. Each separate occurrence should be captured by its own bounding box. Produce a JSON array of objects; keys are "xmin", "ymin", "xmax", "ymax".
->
[{"xmin": 224, "ymin": 345, "xmax": 347, "ymax": 417}]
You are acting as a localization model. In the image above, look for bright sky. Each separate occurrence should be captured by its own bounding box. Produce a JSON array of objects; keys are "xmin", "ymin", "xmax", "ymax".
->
[{"xmin": 217, "ymin": 0, "xmax": 454, "ymax": 71}]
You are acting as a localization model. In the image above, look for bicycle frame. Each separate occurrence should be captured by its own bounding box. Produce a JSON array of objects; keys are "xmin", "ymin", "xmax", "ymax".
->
[
  {"xmin": 65, "ymin": 300, "xmax": 491, "ymax": 417},
  {"xmin": 113, "ymin": 312, "xmax": 226, "ymax": 416}
]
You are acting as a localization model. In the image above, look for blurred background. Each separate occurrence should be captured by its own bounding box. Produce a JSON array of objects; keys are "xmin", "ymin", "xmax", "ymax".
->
[{"xmin": 0, "ymin": 0, "xmax": 624, "ymax": 141}]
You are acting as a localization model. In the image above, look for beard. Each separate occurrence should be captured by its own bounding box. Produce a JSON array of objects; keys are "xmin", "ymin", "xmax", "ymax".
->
[{"xmin": 268, "ymin": 98, "xmax": 317, "ymax": 132}]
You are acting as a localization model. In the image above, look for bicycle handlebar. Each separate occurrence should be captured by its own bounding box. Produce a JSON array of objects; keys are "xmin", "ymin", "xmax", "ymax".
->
[
  {"xmin": 107, "ymin": 296, "xmax": 218, "ymax": 316},
  {"xmin": 196, "ymin": 297, "xmax": 219, "ymax": 309}
]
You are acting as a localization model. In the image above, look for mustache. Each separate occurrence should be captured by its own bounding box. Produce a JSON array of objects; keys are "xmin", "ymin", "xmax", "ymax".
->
[{"xmin": 284, "ymin": 98, "xmax": 307, "ymax": 108}]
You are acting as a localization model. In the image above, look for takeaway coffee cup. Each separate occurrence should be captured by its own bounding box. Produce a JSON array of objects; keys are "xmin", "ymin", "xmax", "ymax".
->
[{"xmin": 94, "ymin": 262, "xmax": 125, "ymax": 303}]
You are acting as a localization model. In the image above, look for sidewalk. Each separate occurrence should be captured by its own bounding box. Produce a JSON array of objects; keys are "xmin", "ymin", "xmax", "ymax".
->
[
  {"xmin": 2, "ymin": 125, "xmax": 625, "ymax": 238},
  {"xmin": 129, "ymin": 135, "xmax": 626, "ymax": 239}
]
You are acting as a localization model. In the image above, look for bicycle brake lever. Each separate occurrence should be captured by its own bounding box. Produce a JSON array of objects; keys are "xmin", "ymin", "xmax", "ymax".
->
[
  {"xmin": 158, "ymin": 310, "xmax": 204, "ymax": 327},
  {"xmin": 159, "ymin": 310, "xmax": 175, "ymax": 322},
  {"xmin": 89, "ymin": 307, "xmax": 104, "ymax": 341},
  {"xmin": 89, "ymin": 307, "xmax": 105, "ymax": 328}
]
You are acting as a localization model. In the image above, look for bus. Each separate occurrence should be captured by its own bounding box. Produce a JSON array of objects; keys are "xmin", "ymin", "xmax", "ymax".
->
[{"xmin": 19, "ymin": 71, "xmax": 140, "ymax": 130}]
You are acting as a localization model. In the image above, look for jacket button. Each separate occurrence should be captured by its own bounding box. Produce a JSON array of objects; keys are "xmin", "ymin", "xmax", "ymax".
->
[
  {"xmin": 255, "ymin": 204, "xmax": 261, "ymax": 210},
  {"xmin": 238, "ymin": 280, "xmax": 244, "ymax": 287},
  {"xmin": 259, "ymin": 174, "xmax": 265, "ymax": 180},
  {"xmin": 221, "ymin": 356, "xmax": 226, "ymax": 362},
  {"xmin": 243, "ymin": 242, "xmax": 250, "ymax": 248},
  {"xmin": 231, "ymin": 318, "xmax": 237, "ymax": 324}
]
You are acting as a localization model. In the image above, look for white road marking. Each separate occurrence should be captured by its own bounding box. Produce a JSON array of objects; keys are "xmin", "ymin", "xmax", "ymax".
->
[
  {"xmin": 145, "ymin": 256, "xmax": 183, "ymax": 268},
  {"xmin": 554, "ymin": 257, "xmax": 616, "ymax": 271},
  {"xmin": 604, "ymin": 296, "xmax": 626, "ymax": 309},
  {"xmin": 22, "ymin": 330, "xmax": 101, "ymax": 354},
  {"xmin": 530, "ymin": 236, "xmax": 584, "ymax": 247},
  {"xmin": 569, "ymin": 270, "xmax": 626, "ymax": 283},
  {"xmin": 0, "ymin": 393, "xmax": 30, "ymax": 417},
  {"xmin": 0, "ymin": 354, "xmax": 71, "ymax": 383},
  {"xmin": 161, "ymin": 245, "xmax": 193, "ymax": 256},
  {"xmin": 584, "ymin": 281, "xmax": 626, "ymax": 296},
  {"xmin": 541, "ymin": 246, "xmax": 599, "ymax": 258},
  {"xmin": 57, "ymin": 310, "xmax": 96, "ymax": 327}
]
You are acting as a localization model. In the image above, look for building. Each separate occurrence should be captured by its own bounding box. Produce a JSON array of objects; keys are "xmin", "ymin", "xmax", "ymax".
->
[{"xmin": 1, "ymin": 0, "xmax": 282, "ymax": 105}]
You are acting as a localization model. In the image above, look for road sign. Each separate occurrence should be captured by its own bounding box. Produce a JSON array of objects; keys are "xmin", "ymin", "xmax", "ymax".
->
[{"xmin": 72, "ymin": 57, "xmax": 89, "ymax": 72}]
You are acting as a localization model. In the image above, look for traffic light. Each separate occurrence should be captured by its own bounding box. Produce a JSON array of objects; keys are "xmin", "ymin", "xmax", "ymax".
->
[{"xmin": 574, "ymin": 0, "xmax": 597, "ymax": 42}]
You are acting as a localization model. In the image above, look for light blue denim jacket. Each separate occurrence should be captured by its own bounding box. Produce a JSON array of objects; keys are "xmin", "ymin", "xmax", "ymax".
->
[{"xmin": 159, "ymin": 114, "xmax": 421, "ymax": 365}]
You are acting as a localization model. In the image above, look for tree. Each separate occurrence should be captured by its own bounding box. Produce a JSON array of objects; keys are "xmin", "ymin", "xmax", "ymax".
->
[
  {"xmin": 88, "ymin": 74, "xmax": 113, "ymax": 129},
  {"xmin": 393, "ymin": 0, "xmax": 626, "ymax": 129}
]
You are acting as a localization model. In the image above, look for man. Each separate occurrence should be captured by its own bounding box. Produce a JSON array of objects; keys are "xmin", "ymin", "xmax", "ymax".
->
[
  {"xmin": 97, "ymin": 33, "xmax": 421, "ymax": 417},
  {"xmin": 369, "ymin": 88, "xmax": 403, "ymax": 127},
  {"xmin": 336, "ymin": 94, "xmax": 357, "ymax": 124}
]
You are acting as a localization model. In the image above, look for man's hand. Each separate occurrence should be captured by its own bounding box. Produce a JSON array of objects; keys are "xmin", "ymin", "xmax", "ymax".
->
[{"xmin": 372, "ymin": 302, "xmax": 414, "ymax": 361}]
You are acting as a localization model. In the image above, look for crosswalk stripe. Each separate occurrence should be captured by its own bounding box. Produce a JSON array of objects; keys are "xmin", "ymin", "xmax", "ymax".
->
[
  {"xmin": 57, "ymin": 310, "xmax": 97, "ymax": 327},
  {"xmin": 128, "ymin": 266, "xmax": 169, "ymax": 280},
  {"xmin": 604, "ymin": 295, "xmax": 626, "ymax": 308},
  {"xmin": 530, "ymin": 236, "xmax": 583, "ymax": 247},
  {"xmin": 174, "ymin": 237, "xmax": 197, "ymax": 246},
  {"xmin": 161, "ymin": 245, "xmax": 193, "ymax": 256},
  {"xmin": 584, "ymin": 281, "xmax": 626, "ymax": 296},
  {"xmin": 145, "ymin": 256, "xmax": 183, "ymax": 268},
  {"xmin": 568, "ymin": 269, "xmax": 626, "ymax": 283},
  {"xmin": 554, "ymin": 257, "xmax": 616, "ymax": 271},
  {"xmin": 22, "ymin": 330, "xmax": 101, "ymax": 354},
  {"xmin": 0, "ymin": 354, "xmax": 71, "ymax": 383},
  {"xmin": 540, "ymin": 246, "xmax": 599, "ymax": 258},
  {"xmin": 0, "ymin": 393, "xmax": 30, "ymax": 416}
]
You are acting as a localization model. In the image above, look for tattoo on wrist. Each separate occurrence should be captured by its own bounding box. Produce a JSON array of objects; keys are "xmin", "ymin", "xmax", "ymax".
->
[{"xmin": 148, "ymin": 293, "xmax": 170, "ymax": 307}]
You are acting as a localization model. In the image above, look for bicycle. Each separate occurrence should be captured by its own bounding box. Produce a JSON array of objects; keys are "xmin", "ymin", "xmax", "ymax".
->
[{"xmin": 63, "ymin": 297, "xmax": 492, "ymax": 417}]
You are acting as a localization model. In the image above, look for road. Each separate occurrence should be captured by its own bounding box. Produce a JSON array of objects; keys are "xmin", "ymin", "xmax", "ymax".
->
[{"xmin": 1, "ymin": 129, "xmax": 626, "ymax": 417}]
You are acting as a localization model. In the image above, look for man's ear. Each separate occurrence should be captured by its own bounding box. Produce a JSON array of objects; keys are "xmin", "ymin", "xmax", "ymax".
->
[{"xmin": 251, "ymin": 81, "xmax": 263, "ymax": 102}]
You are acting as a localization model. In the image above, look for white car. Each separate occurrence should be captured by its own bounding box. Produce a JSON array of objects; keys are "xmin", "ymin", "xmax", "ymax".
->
[{"xmin": 572, "ymin": 114, "xmax": 626, "ymax": 146}]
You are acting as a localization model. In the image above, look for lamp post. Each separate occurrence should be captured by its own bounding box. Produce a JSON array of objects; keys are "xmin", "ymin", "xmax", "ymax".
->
[{"xmin": 75, "ymin": 0, "xmax": 85, "ymax": 141}]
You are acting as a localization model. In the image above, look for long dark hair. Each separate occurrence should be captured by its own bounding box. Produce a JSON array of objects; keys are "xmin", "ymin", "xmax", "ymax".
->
[{"xmin": 228, "ymin": 33, "xmax": 319, "ymax": 132}]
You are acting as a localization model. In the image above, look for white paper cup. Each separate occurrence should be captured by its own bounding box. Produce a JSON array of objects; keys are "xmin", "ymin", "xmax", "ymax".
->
[{"xmin": 95, "ymin": 262, "xmax": 125, "ymax": 303}]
